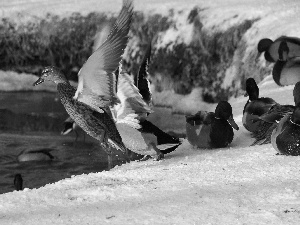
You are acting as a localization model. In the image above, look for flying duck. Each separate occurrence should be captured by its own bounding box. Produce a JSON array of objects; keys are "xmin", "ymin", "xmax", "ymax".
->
[
  {"xmin": 242, "ymin": 78, "xmax": 277, "ymax": 132},
  {"xmin": 113, "ymin": 68, "xmax": 181, "ymax": 160},
  {"xmin": 33, "ymin": 0, "xmax": 134, "ymax": 169},
  {"xmin": 186, "ymin": 101, "xmax": 239, "ymax": 148}
]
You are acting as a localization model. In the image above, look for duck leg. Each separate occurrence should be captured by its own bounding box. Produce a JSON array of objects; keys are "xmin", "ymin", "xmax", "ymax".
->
[
  {"xmin": 138, "ymin": 143, "xmax": 164, "ymax": 161},
  {"xmin": 74, "ymin": 130, "xmax": 79, "ymax": 142},
  {"xmin": 98, "ymin": 130, "xmax": 114, "ymax": 170},
  {"xmin": 151, "ymin": 143, "xmax": 164, "ymax": 161}
]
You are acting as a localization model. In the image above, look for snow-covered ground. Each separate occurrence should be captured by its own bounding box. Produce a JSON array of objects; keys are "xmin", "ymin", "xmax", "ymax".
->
[
  {"xmin": 0, "ymin": 75, "xmax": 299, "ymax": 224},
  {"xmin": 1, "ymin": 0, "xmax": 300, "ymax": 224}
]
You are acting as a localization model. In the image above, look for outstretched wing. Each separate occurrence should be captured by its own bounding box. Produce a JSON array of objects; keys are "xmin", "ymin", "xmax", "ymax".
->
[
  {"xmin": 75, "ymin": 0, "xmax": 134, "ymax": 111},
  {"xmin": 115, "ymin": 72, "xmax": 153, "ymax": 128},
  {"xmin": 135, "ymin": 43, "xmax": 152, "ymax": 105}
]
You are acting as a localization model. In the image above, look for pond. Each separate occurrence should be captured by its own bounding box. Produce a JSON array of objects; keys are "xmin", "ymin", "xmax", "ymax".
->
[{"xmin": 0, "ymin": 91, "xmax": 186, "ymax": 194}]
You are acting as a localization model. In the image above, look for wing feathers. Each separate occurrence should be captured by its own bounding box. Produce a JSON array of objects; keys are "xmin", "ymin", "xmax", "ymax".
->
[{"xmin": 76, "ymin": 0, "xmax": 133, "ymax": 109}]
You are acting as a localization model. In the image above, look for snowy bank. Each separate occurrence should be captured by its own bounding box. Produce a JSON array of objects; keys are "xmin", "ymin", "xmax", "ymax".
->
[
  {"xmin": 1, "ymin": 75, "xmax": 300, "ymax": 225},
  {"xmin": 2, "ymin": 0, "xmax": 300, "ymax": 104}
]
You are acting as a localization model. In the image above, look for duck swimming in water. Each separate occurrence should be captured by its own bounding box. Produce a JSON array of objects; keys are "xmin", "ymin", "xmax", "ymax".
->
[
  {"xmin": 17, "ymin": 148, "xmax": 54, "ymax": 162},
  {"xmin": 242, "ymin": 78, "xmax": 277, "ymax": 133},
  {"xmin": 258, "ymin": 36, "xmax": 300, "ymax": 62},
  {"xmin": 186, "ymin": 101, "xmax": 239, "ymax": 148},
  {"xmin": 33, "ymin": 0, "xmax": 133, "ymax": 170}
]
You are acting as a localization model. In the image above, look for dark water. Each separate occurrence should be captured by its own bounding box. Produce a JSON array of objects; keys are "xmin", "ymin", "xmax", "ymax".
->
[
  {"xmin": 0, "ymin": 92, "xmax": 186, "ymax": 194},
  {"xmin": 0, "ymin": 133, "xmax": 115, "ymax": 194}
]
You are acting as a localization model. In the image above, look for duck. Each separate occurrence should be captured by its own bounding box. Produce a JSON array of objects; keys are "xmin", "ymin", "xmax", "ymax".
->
[
  {"xmin": 186, "ymin": 101, "xmax": 239, "ymax": 148},
  {"xmin": 113, "ymin": 55, "xmax": 182, "ymax": 160},
  {"xmin": 257, "ymin": 36, "xmax": 300, "ymax": 62},
  {"xmin": 134, "ymin": 43, "xmax": 152, "ymax": 106},
  {"xmin": 33, "ymin": 0, "xmax": 133, "ymax": 170},
  {"xmin": 271, "ymin": 102, "xmax": 300, "ymax": 156},
  {"xmin": 272, "ymin": 55, "xmax": 300, "ymax": 86},
  {"xmin": 242, "ymin": 78, "xmax": 277, "ymax": 132},
  {"xmin": 251, "ymin": 82, "xmax": 300, "ymax": 145},
  {"xmin": 14, "ymin": 174, "xmax": 23, "ymax": 191},
  {"xmin": 61, "ymin": 116, "xmax": 85, "ymax": 142},
  {"xmin": 17, "ymin": 148, "xmax": 54, "ymax": 162}
]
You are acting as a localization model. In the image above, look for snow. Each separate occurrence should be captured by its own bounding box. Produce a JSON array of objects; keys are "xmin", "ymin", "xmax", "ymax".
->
[
  {"xmin": 0, "ymin": 74, "xmax": 299, "ymax": 224},
  {"xmin": 1, "ymin": 0, "xmax": 300, "ymax": 224}
]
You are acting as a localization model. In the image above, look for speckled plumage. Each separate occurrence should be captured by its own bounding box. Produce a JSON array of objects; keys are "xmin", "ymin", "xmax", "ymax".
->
[{"xmin": 57, "ymin": 82, "xmax": 127, "ymax": 153}]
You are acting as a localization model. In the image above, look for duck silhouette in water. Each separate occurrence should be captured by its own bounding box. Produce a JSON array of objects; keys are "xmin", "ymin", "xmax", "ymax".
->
[{"xmin": 17, "ymin": 148, "xmax": 55, "ymax": 162}]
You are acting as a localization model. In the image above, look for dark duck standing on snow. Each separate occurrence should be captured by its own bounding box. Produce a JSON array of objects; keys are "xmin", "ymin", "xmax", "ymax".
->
[
  {"xmin": 257, "ymin": 36, "xmax": 300, "ymax": 62},
  {"xmin": 242, "ymin": 78, "xmax": 277, "ymax": 132},
  {"xmin": 33, "ymin": 0, "xmax": 134, "ymax": 169},
  {"xmin": 186, "ymin": 101, "xmax": 239, "ymax": 148}
]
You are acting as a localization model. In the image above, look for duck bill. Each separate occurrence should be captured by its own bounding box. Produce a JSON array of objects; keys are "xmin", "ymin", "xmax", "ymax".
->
[
  {"xmin": 227, "ymin": 116, "xmax": 239, "ymax": 130},
  {"xmin": 33, "ymin": 78, "xmax": 44, "ymax": 86}
]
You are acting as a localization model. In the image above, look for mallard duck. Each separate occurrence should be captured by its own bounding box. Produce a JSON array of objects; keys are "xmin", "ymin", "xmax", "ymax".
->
[
  {"xmin": 186, "ymin": 101, "xmax": 239, "ymax": 148},
  {"xmin": 61, "ymin": 116, "xmax": 85, "ymax": 142},
  {"xmin": 258, "ymin": 36, "xmax": 300, "ymax": 62},
  {"xmin": 14, "ymin": 174, "xmax": 23, "ymax": 191},
  {"xmin": 17, "ymin": 148, "xmax": 54, "ymax": 162},
  {"xmin": 251, "ymin": 82, "xmax": 300, "ymax": 145},
  {"xmin": 33, "ymin": 0, "xmax": 134, "ymax": 169},
  {"xmin": 242, "ymin": 78, "xmax": 277, "ymax": 133},
  {"xmin": 271, "ymin": 102, "xmax": 300, "ymax": 156}
]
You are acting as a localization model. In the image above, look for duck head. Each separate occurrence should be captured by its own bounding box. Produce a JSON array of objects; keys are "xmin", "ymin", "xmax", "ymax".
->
[
  {"xmin": 278, "ymin": 41, "xmax": 289, "ymax": 61},
  {"xmin": 215, "ymin": 101, "xmax": 239, "ymax": 130},
  {"xmin": 33, "ymin": 66, "xmax": 68, "ymax": 86},
  {"xmin": 257, "ymin": 38, "xmax": 275, "ymax": 62},
  {"xmin": 245, "ymin": 78, "xmax": 259, "ymax": 101}
]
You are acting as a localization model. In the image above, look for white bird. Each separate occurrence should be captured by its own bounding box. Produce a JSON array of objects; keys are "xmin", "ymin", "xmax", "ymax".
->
[{"xmin": 113, "ymin": 45, "xmax": 182, "ymax": 160}]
